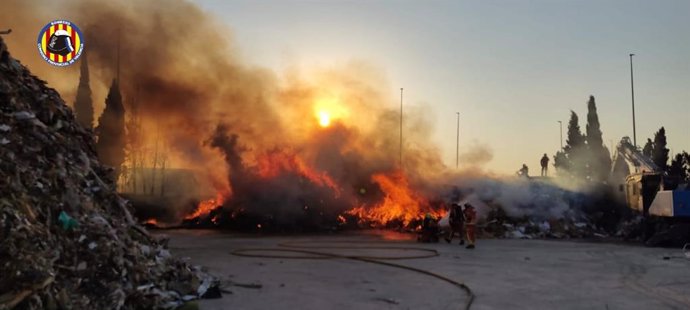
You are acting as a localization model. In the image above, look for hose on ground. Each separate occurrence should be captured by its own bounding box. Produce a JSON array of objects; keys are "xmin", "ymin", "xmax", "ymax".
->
[{"xmin": 230, "ymin": 240, "xmax": 475, "ymax": 310}]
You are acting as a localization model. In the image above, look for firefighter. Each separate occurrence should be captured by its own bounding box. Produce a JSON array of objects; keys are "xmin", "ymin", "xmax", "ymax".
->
[
  {"xmin": 463, "ymin": 203, "xmax": 477, "ymax": 249},
  {"xmin": 444, "ymin": 203, "xmax": 465, "ymax": 245},
  {"xmin": 518, "ymin": 164, "xmax": 529, "ymax": 177},
  {"xmin": 540, "ymin": 153, "xmax": 549, "ymax": 177},
  {"xmin": 419, "ymin": 213, "xmax": 440, "ymax": 243}
]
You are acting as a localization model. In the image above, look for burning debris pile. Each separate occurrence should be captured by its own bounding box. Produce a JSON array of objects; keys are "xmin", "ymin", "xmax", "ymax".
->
[
  {"xmin": 0, "ymin": 37, "xmax": 217, "ymax": 309},
  {"xmin": 182, "ymin": 125, "xmax": 441, "ymax": 232},
  {"xmin": 178, "ymin": 123, "xmax": 448, "ymax": 232},
  {"xmin": 4, "ymin": 0, "xmax": 453, "ymax": 233},
  {"xmin": 1, "ymin": 0, "xmax": 633, "ymax": 239}
]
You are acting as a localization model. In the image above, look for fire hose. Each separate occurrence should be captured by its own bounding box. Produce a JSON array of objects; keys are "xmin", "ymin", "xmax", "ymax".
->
[{"xmin": 230, "ymin": 240, "xmax": 475, "ymax": 310}]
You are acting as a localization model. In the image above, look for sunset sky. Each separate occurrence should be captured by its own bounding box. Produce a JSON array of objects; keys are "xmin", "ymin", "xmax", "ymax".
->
[{"xmin": 195, "ymin": 0, "xmax": 690, "ymax": 174}]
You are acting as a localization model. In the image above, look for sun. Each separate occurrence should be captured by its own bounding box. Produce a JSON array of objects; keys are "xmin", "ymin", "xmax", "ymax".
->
[{"xmin": 318, "ymin": 111, "xmax": 331, "ymax": 127}]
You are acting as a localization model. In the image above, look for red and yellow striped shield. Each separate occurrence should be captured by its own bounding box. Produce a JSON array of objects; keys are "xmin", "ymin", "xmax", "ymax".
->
[{"xmin": 37, "ymin": 20, "xmax": 84, "ymax": 67}]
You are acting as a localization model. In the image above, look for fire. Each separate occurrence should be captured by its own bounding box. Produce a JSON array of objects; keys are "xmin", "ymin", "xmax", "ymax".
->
[
  {"xmin": 185, "ymin": 192, "xmax": 225, "ymax": 220},
  {"xmin": 143, "ymin": 218, "xmax": 158, "ymax": 226},
  {"xmin": 345, "ymin": 170, "xmax": 444, "ymax": 226},
  {"xmin": 317, "ymin": 110, "xmax": 331, "ymax": 127},
  {"xmin": 256, "ymin": 149, "xmax": 341, "ymax": 196}
]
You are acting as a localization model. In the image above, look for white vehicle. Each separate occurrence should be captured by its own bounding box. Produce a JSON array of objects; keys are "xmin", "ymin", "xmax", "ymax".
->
[{"xmin": 610, "ymin": 137, "xmax": 690, "ymax": 245}]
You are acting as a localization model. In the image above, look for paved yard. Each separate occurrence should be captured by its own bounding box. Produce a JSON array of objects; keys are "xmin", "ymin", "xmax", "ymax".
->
[{"xmin": 164, "ymin": 230, "xmax": 690, "ymax": 310}]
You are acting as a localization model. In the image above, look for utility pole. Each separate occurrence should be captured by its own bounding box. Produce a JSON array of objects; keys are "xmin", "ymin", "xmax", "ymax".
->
[
  {"xmin": 456, "ymin": 112, "xmax": 460, "ymax": 169},
  {"xmin": 630, "ymin": 53, "xmax": 637, "ymax": 148},
  {"xmin": 399, "ymin": 88, "xmax": 403, "ymax": 169},
  {"xmin": 116, "ymin": 29, "xmax": 121, "ymax": 82},
  {"xmin": 558, "ymin": 120, "xmax": 563, "ymax": 149}
]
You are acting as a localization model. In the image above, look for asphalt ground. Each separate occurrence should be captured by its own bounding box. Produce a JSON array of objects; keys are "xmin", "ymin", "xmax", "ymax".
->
[{"xmin": 163, "ymin": 230, "xmax": 690, "ymax": 310}]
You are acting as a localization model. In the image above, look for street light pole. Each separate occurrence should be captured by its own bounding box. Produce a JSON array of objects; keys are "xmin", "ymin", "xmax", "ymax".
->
[
  {"xmin": 399, "ymin": 88, "xmax": 403, "ymax": 168},
  {"xmin": 630, "ymin": 53, "xmax": 637, "ymax": 148},
  {"xmin": 558, "ymin": 120, "xmax": 563, "ymax": 149},
  {"xmin": 456, "ymin": 112, "xmax": 460, "ymax": 169}
]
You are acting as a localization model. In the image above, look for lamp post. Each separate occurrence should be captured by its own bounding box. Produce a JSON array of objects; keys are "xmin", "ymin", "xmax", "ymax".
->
[
  {"xmin": 456, "ymin": 112, "xmax": 460, "ymax": 169},
  {"xmin": 399, "ymin": 88, "xmax": 403, "ymax": 168},
  {"xmin": 630, "ymin": 53, "xmax": 637, "ymax": 148}
]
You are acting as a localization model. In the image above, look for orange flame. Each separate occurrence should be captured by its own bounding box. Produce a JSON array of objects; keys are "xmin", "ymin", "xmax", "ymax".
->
[
  {"xmin": 143, "ymin": 218, "xmax": 158, "ymax": 226},
  {"xmin": 256, "ymin": 149, "xmax": 341, "ymax": 196},
  {"xmin": 345, "ymin": 170, "xmax": 444, "ymax": 226},
  {"xmin": 185, "ymin": 192, "xmax": 225, "ymax": 220}
]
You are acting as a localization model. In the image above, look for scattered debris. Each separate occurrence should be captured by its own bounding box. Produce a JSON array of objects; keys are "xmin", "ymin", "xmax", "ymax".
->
[
  {"xmin": 481, "ymin": 212, "xmax": 611, "ymax": 240},
  {"xmin": 200, "ymin": 286, "xmax": 222, "ymax": 299},
  {"xmin": 229, "ymin": 281, "xmax": 263, "ymax": 289},
  {"xmin": 0, "ymin": 36, "xmax": 218, "ymax": 309},
  {"xmin": 175, "ymin": 302, "xmax": 200, "ymax": 310},
  {"xmin": 373, "ymin": 297, "xmax": 399, "ymax": 305}
]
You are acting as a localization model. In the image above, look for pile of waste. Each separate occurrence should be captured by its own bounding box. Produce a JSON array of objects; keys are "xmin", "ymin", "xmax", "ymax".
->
[
  {"xmin": 479, "ymin": 207, "xmax": 612, "ymax": 240},
  {"xmin": 0, "ymin": 37, "xmax": 217, "ymax": 309},
  {"xmin": 482, "ymin": 216, "xmax": 611, "ymax": 240}
]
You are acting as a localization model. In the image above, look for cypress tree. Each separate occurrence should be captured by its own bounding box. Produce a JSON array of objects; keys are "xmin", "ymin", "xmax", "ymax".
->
[
  {"xmin": 96, "ymin": 79, "xmax": 126, "ymax": 180},
  {"xmin": 74, "ymin": 53, "xmax": 94, "ymax": 129},
  {"xmin": 585, "ymin": 96, "xmax": 603, "ymax": 147},
  {"xmin": 684, "ymin": 152, "xmax": 690, "ymax": 181},
  {"xmin": 585, "ymin": 96, "xmax": 611, "ymax": 181},
  {"xmin": 642, "ymin": 138, "xmax": 653, "ymax": 158},
  {"xmin": 669, "ymin": 153, "xmax": 687, "ymax": 181},
  {"xmin": 553, "ymin": 150, "xmax": 569, "ymax": 173},
  {"xmin": 563, "ymin": 111, "xmax": 586, "ymax": 177},
  {"xmin": 565, "ymin": 111, "xmax": 585, "ymax": 151},
  {"xmin": 652, "ymin": 127, "xmax": 669, "ymax": 171}
]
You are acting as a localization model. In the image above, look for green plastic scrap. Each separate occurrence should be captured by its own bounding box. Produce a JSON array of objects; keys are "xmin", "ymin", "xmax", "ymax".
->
[
  {"xmin": 58, "ymin": 211, "xmax": 79, "ymax": 230},
  {"xmin": 176, "ymin": 301, "xmax": 199, "ymax": 310}
]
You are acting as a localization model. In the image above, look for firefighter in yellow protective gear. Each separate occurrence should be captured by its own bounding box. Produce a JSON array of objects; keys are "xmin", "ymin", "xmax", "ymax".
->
[{"xmin": 463, "ymin": 203, "xmax": 477, "ymax": 249}]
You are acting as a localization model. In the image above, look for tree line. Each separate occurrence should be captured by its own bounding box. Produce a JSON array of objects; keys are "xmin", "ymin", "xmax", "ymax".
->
[
  {"xmin": 73, "ymin": 54, "xmax": 689, "ymax": 188},
  {"xmin": 553, "ymin": 95, "xmax": 689, "ymax": 182},
  {"xmin": 72, "ymin": 52, "xmax": 168, "ymax": 195},
  {"xmin": 642, "ymin": 128, "xmax": 690, "ymax": 181}
]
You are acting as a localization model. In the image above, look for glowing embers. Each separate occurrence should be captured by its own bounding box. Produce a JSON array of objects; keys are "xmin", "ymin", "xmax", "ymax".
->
[
  {"xmin": 143, "ymin": 218, "xmax": 158, "ymax": 227},
  {"xmin": 185, "ymin": 192, "xmax": 225, "ymax": 221}
]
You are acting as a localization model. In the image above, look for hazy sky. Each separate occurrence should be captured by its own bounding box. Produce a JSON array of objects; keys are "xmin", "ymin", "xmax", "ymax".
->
[{"xmin": 195, "ymin": 0, "xmax": 689, "ymax": 174}]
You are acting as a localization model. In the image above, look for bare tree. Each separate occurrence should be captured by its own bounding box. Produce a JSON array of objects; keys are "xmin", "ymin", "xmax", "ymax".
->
[{"xmin": 124, "ymin": 88, "xmax": 142, "ymax": 193}]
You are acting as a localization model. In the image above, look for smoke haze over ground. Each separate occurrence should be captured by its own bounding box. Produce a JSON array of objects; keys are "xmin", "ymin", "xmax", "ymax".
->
[{"xmin": 2, "ymin": 0, "xmax": 600, "ymax": 227}]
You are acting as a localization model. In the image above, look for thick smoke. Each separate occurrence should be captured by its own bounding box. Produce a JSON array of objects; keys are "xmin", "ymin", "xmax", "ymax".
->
[
  {"xmin": 459, "ymin": 142, "xmax": 494, "ymax": 167},
  {"xmin": 3, "ymin": 0, "xmax": 432, "ymax": 226},
  {"xmin": 4, "ymin": 0, "xmax": 277, "ymax": 188},
  {"xmin": 207, "ymin": 124, "xmax": 352, "ymax": 230},
  {"xmin": 459, "ymin": 178, "xmax": 582, "ymax": 219},
  {"xmin": 2, "ymin": 0, "xmax": 596, "ymax": 227}
]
